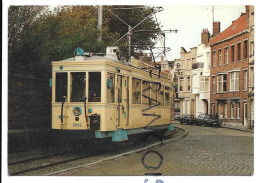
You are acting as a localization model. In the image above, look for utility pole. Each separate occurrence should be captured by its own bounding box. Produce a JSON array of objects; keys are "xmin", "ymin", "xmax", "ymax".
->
[
  {"xmin": 127, "ymin": 25, "xmax": 132, "ymax": 58},
  {"xmin": 97, "ymin": 5, "xmax": 103, "ymax": 42},
  {"xmin": 212, "ymin": 6, "xmax": 215, "ymax": 23}
]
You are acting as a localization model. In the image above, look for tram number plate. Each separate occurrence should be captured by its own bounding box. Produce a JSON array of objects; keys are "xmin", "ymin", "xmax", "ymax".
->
[{"xmin": 73, "ymin": 123, "xmax": 82, "ymax": 127}]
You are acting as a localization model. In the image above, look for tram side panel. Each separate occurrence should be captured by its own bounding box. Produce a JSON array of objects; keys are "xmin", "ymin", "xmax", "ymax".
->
[{"xmin": 127, "ymin": 106, "xmax": 171, "ymax": 129}]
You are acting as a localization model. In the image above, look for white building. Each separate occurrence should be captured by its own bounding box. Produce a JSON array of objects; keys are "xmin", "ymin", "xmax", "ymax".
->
[{"xmin": 192, "ymin": 42, "xmax": 211, "ymax": 117}]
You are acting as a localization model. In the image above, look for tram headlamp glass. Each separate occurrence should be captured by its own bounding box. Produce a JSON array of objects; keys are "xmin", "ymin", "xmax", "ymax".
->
[{"xmin": 73, "ymin": 106, "xmax": 82, "ymax": 116}]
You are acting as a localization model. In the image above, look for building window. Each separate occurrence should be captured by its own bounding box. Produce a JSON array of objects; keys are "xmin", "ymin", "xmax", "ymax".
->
[
  {"xmin": 237, "ymin": 42, "xmax": 241, "ymax": 61},
  {"xmin": 230, "ymin": 102, "xmax": 234, "ymax": 119},
  {"xmin": 187, "ymin": 77, "xmax": 191, "ymax": 91},
  {"xmin": 223, "ymin": 75, "xmax": 227, "ymax": 91},
  {"xmin": 243, "ymin": 40, "xmax": 248, "ymax": 59},
  {"xmin": 207, "ymin": 52, "xmax": 210, "ymax": 69},
  {"xmin": 250, "ymin": 67, "xmax": 254, "ymax": 87},
  {"xmin": 180, "ymin": 77, "xmax": 184, "ymax": 91},
  {"xmin": 243, "ymin": 70, "xmax": 247, "ymax": 90},
  {"xmin": 217, "ymin": 74, "xmax": 227, "ymax": 92},
  {"xmin": 224, "ymin": 47, "xmax": 228, "ymax": 64},
  {"xmin": 218, "ymin": 49, "xmax": 222, "ymax": 66},
  {"xmin": 231, "ymin": 45, "xmax": 235, "ymax": 62},
  {"xmin": 212, "ymin": 51, "xmax": 216, "ymax": 67},
  {"xmin": 200, "ymin": 77, "xmax": 209, "ymax": 92},
  {"xmin": 237, "ymin": 102, "xmax": 240, "ymax": 119},
  {"xmin": 176, "ymin": 63, "xmax": 181, "ymax": 68},
  {"xmin": 250, "ymin": 41, "xmax": 254, "ymax": 56},
  {"xmin": 230, "ymin": 72, "xmax": 239, "ymax": 91},
  {"xmin": 212, "ymin": 76, "xmax": 215, "ymax": 93}
]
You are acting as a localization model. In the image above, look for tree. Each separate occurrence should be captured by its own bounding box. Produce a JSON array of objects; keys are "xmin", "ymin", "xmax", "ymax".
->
[
  {"xmin": 8, "ymin": 6, "xmax": 49, "ymax": 75},
  {"xmin": 8, "ymin": 5, "xmax": 161, "ymax": 77},
  {"xmin": 103, "ymin": 5, "xmax": 161, "ymax": 59}
]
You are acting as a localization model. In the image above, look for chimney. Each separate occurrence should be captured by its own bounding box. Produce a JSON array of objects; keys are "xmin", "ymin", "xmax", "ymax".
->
[
  {"xmin": 212, "ymin": 21, "xmax": 220, "ymax": 38},
  {"xmin": 201, "ymin": 29, "xmax": 210, "ymax": 44}
]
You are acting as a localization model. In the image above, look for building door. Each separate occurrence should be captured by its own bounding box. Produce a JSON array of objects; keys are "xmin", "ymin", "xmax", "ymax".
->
[
  {"xmin": 187, "ymin": 100, "xmax": 190, "ymax": 114},
  {"xmin": 243, "ymin": 103, "xmax": 247, "ymax": 126}
]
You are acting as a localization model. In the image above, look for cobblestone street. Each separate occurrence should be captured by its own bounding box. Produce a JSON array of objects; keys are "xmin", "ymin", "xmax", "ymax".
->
[{"xmin": 56, "ymin": 124, "xmax": 254, "ymax": 176}]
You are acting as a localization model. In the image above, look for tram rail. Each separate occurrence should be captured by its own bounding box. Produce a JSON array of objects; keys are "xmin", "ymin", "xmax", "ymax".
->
[{"xmin": 8, "ymin": 128, "xmax": 186, "ymax": 176}]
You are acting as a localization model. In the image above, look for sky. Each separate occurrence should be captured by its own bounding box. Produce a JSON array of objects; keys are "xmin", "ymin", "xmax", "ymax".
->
[{"xmin": 156, "ymin": 5, "xmax": 246, "ymax": 60}]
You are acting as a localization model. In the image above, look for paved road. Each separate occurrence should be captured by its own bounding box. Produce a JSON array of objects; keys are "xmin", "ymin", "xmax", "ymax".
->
[{"xmin": 54, "ymin": 124, "xmax": 254, "ymax": 176}]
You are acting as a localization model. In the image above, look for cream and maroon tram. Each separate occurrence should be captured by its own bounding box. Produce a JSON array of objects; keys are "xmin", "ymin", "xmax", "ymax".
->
[{"xmin": 52, "ymin": 47, "xmax": 174, "ymax": 141}]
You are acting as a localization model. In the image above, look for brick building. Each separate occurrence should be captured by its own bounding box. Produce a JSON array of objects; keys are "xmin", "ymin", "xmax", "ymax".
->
[{"xmin": 208, "ymin": 9, "xmax": 249, "ymax": 127}]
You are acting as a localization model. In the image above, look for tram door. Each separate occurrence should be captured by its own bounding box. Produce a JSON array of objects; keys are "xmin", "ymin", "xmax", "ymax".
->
[{"xmin": 116, "ymin": 75, "xmax": 129, "ymax": 128}]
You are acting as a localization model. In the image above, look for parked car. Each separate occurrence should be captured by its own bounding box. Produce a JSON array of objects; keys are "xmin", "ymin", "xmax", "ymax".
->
[
  {"xmin": 179, "ymin": 114, "xmax": 195, "ymax": 125},
  {"xmin": 196, "ymin": 113, "xmax": 221, "ymax": 127},
  {"xmin": 174, "ymin": 114, "xmax": 180, "ymax": 121}
]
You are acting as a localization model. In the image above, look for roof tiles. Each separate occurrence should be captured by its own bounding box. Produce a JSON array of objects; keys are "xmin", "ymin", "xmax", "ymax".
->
[{"xmin": 207, "ymin": 14, "xmax": 249, "ymax": 45}]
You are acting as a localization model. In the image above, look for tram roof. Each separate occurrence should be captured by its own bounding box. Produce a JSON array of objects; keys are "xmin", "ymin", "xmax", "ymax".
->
[{"xmin": 57, "ymin": 55, "xmax": 120, "ymax": 62}]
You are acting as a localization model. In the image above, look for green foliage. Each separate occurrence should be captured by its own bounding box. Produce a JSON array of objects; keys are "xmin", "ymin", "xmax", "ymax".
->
[{"xmin": 8, "ymin": 5, "xmax": 161, "ymax": 77}]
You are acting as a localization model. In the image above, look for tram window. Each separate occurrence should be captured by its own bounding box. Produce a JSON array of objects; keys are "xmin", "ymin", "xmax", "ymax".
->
[
  {"xmin": 117, "ymin": 75, "xmax": 122, "ymax": 103},
  {"xmin": 89, "ymin": 72, "xmax": 101, "ymax": 102},
  {"xmin": 70, "ymin": 72, "xmax": 86, "ymax": 102},
  {"xmin": 165, "ymin": 86, "xmax": 170, "ymax": 106},
  {"xmin": 151, "ymin": 82, "xmax": 159, "ymax": 105},
  {"xmin": 132, "ymin": 78, "xmax": 141, "ymax": 104},
  {"xmin": 159, "ymin": 85, "xmax": 164, "ymax": 106},
  {"xmin": 56, "ymin": 73, "xmax": 67, "ymax": 102},
  {"xmin": 142, "ymin": 81, "xmax": 150, "ymax": 105},
  {"xmin": 107, "ymin": 73, "xmax": 115, "ymax": 103}
]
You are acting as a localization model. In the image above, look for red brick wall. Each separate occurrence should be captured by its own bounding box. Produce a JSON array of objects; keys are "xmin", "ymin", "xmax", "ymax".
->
[{"xmin": 210, "ymin": 32, "xmax": 249, "ymax": 124}]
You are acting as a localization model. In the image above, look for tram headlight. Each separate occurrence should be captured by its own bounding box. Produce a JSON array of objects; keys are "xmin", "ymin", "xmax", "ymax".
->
[{"xmin": 73, "ymin": 106, "xmax": 82, "ymax": 116}]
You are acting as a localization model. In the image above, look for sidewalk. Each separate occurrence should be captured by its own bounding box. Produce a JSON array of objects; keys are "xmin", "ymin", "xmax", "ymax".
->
[
  {"xmin": 172, "ymin": 121, "xmax": 254, "ymax": 133},
  {"xmin": 221, "ymin": 122, "xmax": 254, "ymax": 133}
]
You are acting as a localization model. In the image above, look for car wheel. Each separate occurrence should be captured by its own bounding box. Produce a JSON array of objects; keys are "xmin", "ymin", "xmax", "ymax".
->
[{"xmin": 205, "ymin": 123, "xmax": 208, "ymax": 127}]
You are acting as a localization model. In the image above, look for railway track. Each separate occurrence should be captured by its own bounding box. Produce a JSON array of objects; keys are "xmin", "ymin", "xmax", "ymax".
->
[
  {"xmin": 9, "ymin": 154, "xmax": 92, "ymax": 175},
  {"xmin": 8, "ymin": 128, "xmax": 185, "ymax": 176}
]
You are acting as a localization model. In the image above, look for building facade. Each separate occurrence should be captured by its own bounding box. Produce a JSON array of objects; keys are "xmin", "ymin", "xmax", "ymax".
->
[
  {"xmin": 192, "ymin": 34, "xmax": 211, "ymax": 117},
  {"xmin": 208, "ymin": 11, "xmax": 249, "ymax": 127},
  {"xmin": 178, "ymin": 47, "xmax": 197, "ymax": 116},
  {"xmin": 248, "ymin": 5, "xmax": 254, "ymax": 129}
]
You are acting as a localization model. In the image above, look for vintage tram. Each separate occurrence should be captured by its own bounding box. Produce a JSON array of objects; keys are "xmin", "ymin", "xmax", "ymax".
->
[{"xmin": 52, "ymin": 47, "xmax": 174, "ymax": 141}]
